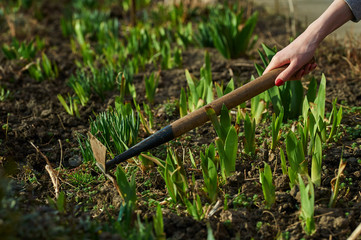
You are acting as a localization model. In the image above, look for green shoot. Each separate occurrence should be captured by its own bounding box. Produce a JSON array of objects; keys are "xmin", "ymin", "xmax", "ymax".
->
[
  {"xmin": 244, "ymin": 113, "xmax": 256, "ymax": 156},
  {"xmin": 298, "ymin": 175, "xmax": 316, "ymax": 235},
  {"xmin": 329, "ymin": 150, "xmax": 346, "ymax": 208},
  {"xmin": 280, "ymin": 148, "xmax": 288, "ymax": 175},
  {"xmin": 311, "ymin": 134, "xmax": 322, "ymax": 187},
  {"xmin": 200, "ymin": 144, "xmax": 218, "ymax": 202},
  {"xmin": 271, "ymin": 109, "xmax": 284, "ymax": 151},
  {"xmin": 206, "ymin": 105, "xmax": 238, "ymax": 181},
  {"xmin": 57, "ymin": 94, "xmax": 80, "ymax": 118},
  {"xmin": 1, "ymin": 37, "xmax": 44, "ymax": 60},
  {"xmin": 185, "ymin": 194, "xmax": 206, "ymax": 221},
  {"xmin": 153, "ymin": 204, "xmax": 165, "ymax": 240},
  {"xmin": 0, "ymin": 85, "xmax": 10, "ymax": 101},
  {"xmin": 195, "ymin": 22, "xmax": 214, "ymax": 48},
  {"xmin": 179, "ymin": 88, "xmax": 188, "ymax": 118},
  {"xmin": 215, "ymin": 79, "xmax": 235, "ymax": 98},
  {"xmin": 115, "ymin": 165, "xmax": 137, "ymax": 205},
  {"xmin": 328, "ymin": 98, "xmax": 343, "ymax": 141},
  {"xmin": 286, "ymin": 131, "xmax": 306, "ymax": 187},
  {"xmin": 259, "ymin": 162, "xmax": 275, "ymax": 208},
  {"xmin": 159, "ymin": 149, "xmax": 188, "ymax": 203},
  {"xmin": 134, "ymin": 101, "xmax": 153, "ymax": 135},
  {"xmin": 181, "ymin": 51, "xmax": 214, "ymax": 114},
  {"xmin": 144, "ymin": 72, "xmax": 160, "ymax": 105}
]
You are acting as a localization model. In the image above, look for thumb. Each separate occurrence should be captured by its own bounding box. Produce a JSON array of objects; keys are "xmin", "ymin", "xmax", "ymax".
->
[{"xmin": 274, "ymin": 62, "xmax": 300, "ymax": 86}]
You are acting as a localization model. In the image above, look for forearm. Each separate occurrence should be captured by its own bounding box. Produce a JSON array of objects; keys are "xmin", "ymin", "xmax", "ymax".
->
[{"xmin": 305, "ymin": 0, "xmax": 354, "ymax": 44}]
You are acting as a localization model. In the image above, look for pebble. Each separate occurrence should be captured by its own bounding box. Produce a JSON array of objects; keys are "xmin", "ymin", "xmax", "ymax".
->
[{"xmin": 68, "ymin": 155, "xmax": 82, "ymax": 167}]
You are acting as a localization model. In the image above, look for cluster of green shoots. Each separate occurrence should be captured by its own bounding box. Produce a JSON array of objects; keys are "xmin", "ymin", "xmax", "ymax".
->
[
  {"xmin": 1, "ymin": 36, "xmax": 58, "ymax": 82},
  {"xmin": 254, "ymin": 44, "xmax": 344, "ymax": 235}
]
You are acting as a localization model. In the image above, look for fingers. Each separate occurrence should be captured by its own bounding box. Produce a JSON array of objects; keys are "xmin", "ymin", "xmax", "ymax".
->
[
  {"xmin": 274, "ymin": 61, "xmax": 299, "ymax": 86},
  {"xmin": 263, "ymin": 55, "xmax": 290, "ymax": 75},
  {"xmin": 275, "ymin": 62, "xmax": 317, "ymax": 86}
]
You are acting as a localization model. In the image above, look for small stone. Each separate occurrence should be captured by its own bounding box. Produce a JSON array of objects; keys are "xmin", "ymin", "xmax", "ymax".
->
[
  {"xmin": 347, "ymin": 157, "xmax": 357, "ymax": 164},
  {"xmin": 40, "ymin": 109, "xmax": 52, "ymax": 117},
  {"xmin": 333, "ymin": 216, "xmax": 348, "ymax": 229},
  {"xmin": 68, "ymin": 155, "xmax": 82, "ymax": 167}
]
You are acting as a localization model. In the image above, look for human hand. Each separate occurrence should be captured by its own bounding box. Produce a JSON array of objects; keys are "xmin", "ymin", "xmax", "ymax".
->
[{"xmin": 263, "ymin": 32, "xmax": 319, "ymax": 86}]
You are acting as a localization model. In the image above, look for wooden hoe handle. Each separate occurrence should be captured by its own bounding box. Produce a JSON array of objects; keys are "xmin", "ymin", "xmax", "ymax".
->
[{"xmin": 171, "ymin": 67, "xmax": 285, "ymax": 137}]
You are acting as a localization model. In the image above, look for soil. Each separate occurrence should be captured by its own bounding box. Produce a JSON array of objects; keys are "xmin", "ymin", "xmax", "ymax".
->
[{"xmin": 1, "ymin": 1, "xmax": 361, "ymax": 240}]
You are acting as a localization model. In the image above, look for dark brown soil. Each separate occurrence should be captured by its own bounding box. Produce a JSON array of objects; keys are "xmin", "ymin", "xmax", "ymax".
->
[{"xmin": 1, "ymin": 1, "xmax": 361, "ymax": 240}]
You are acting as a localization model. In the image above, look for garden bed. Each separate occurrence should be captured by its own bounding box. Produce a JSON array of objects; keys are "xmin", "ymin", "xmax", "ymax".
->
[{"xmin": 0, "ymin": 1, "xmax": 361, "ymax": 239}]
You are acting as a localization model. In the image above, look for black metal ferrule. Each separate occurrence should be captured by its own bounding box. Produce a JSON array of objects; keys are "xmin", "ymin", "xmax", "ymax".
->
[{"xmin": 105, "ymin": 125, "xmax": 174, "ymax": 170}]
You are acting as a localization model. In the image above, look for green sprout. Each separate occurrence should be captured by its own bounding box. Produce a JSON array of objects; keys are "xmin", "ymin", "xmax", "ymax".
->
[
  {"xmin": 271, "ymin": 108, "xmax": 284, "ymax": 151},
  {"xmin": 153, "ymin": 204, "xmax": 165, "ymax": 240},
  {"xmin": 259, "ymin": 162, "xmax": 275, "ymax": 208},
  {"xmin": 215, "ymin": 79, "xmax": 234, "ymax": 98},
  {"xmin": 115, "ymin": 165, "xmax": 137, "ymax": 205},
  {"xmin": 328, "ymin": 98, "xmax": 343, "ymax": 142},
  {"xmin": 200, "ymin": 144, "xmax": 218, "ymax": 203},
  {"xmin": 329, "ymin": 150, "xmax": 346, "ymax": 208},
  {"xmin": 0, "ymin": 85, "xmax": 10, "ymax": 101},
  {"xmin": 206, "ymin": 105, "xmax": 238, "ymax": 181},
  {"xmin": 311, "ymin": 134, "xmax": 322, "ymax": 187},
  {"xmin": 286, "ymin": 131, "xmax": 307, "ymax": 187},
  {"xmin": 195, "ymin": 22, "xmax": 214, "ymax": 48},
  {"xmin": 180, "ymin": 51, "xmax": 213, "ymax": 114},
  {"xmin": 158, "ymin": 148, "xmax": 188, "ymax": 204},
  {"xmin": 244, "ymin": 113, "xmax": 256, "ymax": 156},
  {"xmin": 185, "ymin": 194, "xmax": 206, "ymax": 221},
  {"xmin": 28, "ymin": 53, "xmax": 58, "ymax": 81},
  {"xmin": 298, "ymin": 175, "xmax": 316, "ymax": 235},
  {"xmin": 57, "ymin": 94, "xmax": 81, "ymax": 118},
  {"xmin": 1, "ymin": 37, "xmax": 44, "ymax": 60},
  {"xmin": 144, "ymin": 72, "xmax": 160, "ymax": 105}
]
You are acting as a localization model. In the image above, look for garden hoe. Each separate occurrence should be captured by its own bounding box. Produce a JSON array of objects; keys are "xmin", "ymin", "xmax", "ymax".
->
[{"xmin": 91, "ymin": 63, "xmax": 311, "ymax": 175}]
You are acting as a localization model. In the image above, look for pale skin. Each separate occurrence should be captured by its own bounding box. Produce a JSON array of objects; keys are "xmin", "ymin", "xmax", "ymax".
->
[{"xmin": 263, "ymin": 0, "xmax": 354, "ymax": 86}]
